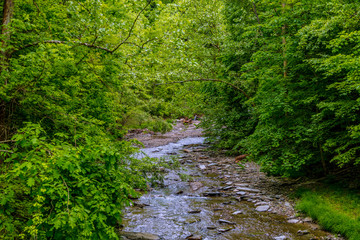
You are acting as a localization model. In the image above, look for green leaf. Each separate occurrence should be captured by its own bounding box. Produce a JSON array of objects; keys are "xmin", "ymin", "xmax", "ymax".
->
[{"xmin": 27, "ymin": 178, "xmax": 35, "ymax": 187}]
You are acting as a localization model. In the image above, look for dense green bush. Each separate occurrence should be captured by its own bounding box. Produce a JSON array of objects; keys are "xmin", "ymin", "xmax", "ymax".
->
[{"xmin": 0, "ymin": 123, "xmax": 159, "ymax": 239}]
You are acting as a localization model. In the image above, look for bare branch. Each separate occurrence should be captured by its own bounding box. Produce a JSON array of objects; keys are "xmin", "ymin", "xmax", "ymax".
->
[
  {"xmin": 252, "ymin": 2, "xmax": 261, "ymax": 25},
  {"xmin": 33, "ymin": 0, "xmax": 52, "ymax": 32},
  {"xmin": 111, "ymin": 0, "xmax": 152, "ymax": 53},
  {"xmin": 155, "ymin": 79, "xmax": 255, "ymax": 106}
]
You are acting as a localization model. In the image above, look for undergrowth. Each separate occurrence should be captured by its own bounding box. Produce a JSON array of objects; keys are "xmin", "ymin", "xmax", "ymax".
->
[{"xmin": 296, "ymin": 185, "xmax": 360, "ymax": 240}]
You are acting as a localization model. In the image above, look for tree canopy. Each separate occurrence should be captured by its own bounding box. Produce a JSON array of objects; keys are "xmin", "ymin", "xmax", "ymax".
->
[{"xmin": 1, "ymin": 0, "xmax": 360, "ymax": 238}]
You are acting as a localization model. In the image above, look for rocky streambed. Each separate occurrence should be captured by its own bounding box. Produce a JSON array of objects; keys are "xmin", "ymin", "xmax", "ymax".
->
[{"xmin": 120, "ymin": 121, "xmax": 342, "ymax": 240}]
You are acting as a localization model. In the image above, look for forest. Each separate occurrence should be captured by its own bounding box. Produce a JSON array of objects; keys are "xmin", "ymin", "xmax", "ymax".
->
[{"xmin": 0, "ymin": 0, "xmax": 359, "ymax": 239}]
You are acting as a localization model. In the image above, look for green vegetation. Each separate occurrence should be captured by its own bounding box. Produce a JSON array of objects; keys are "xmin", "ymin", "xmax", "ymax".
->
[
  {"xmin": 296, "ymin": 186, "xmax": 360, "ymax": 240},
  {"xmin": 178, "ymin": 173, "xmax": 193, "ymax": 182},
  {"xmin": 1, "ymin": 0, "xmax": 360, "ymax": 238},
  {"xmin": 198, "ymin": 0, "xmax": 360, "ymax": 177}
]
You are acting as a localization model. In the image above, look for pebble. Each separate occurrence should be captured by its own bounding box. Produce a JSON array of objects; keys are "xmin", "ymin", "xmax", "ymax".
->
[
  {"xmin": 287, "ymin": 219, "xmax": 300, "ymax": 224},
  {"xmin": 184, "ymin": 217, "xmax": 201, "ymax": 224},
  {"xmin": 218, "ymin": 226, "xmax": 234, "ymax": 232},
  {"xmin": 199, "ymin": 165, "xmax": 206, "ymax": 170},
  {"xmin": 218, "ymin": 219, "xmax": 236, "ymax": 225},
  {"xmin": 190, "ymin": 182, "xmax": 203, "ymax": 191},
  {"xmin": 255, "ymin": 201, "xmax": 269, "ymax": 206},
  {"xmin": 232, "ymin": 210, "xmax": 243, "ymax": 215},
  {"xmin": 273, "ymin": 236, "xmax": 288, "ymax": 240},
  {"xmin": 255, "ymin": 205, "xmax": 270, "ymax": 212},
  {"xmin": 188, "ymin": 210, "xmax": 201, "ymax": 214},
  {"xmin": 297, "ymin": 230, "xmax": 310, "ymax": 235},
  {"xmin": 235, "ymin": 191, "xmax": 247, "ymax": 195},
  {"xmin": 235, "ymin": 187, "xmax": 260, "ymax": 193},
  {"xmin": 203, "ymin": 192, "xmax": 222, "ymax": 197},
  {"xmin": 234, "ymin": 183, "xmax": 249, "ymax": 187},
  {"xmin": 185, "ymin": 234, "xmax": 202, "ymax": 240},
  {"xmin": 119, "ymin": 232, "xmax": 160, "ymax": 240}
]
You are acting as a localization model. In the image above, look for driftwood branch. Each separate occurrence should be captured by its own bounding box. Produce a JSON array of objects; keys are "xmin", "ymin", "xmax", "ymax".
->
[
  {"xmin": 155, "ymin": 79, "xmax": 255, "ymax": 106},
  {"xmin": 111, "ymin": 0, "xmax": 152, "ymax": 53}
]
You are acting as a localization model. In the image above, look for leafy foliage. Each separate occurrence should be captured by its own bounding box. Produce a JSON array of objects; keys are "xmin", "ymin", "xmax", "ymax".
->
[{"xmin": 199, "ymin": 0, "xmax": 360, "ymax": 177}]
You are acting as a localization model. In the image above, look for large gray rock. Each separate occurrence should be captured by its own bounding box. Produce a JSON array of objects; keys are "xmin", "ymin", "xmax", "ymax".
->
[{"xmin": 119, "ymin": 231, "xmax": 160, "ymax": 240}]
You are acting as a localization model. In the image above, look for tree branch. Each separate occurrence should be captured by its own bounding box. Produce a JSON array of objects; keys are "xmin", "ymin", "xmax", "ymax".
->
[
  {"xmin": 13, "ymin": 40, "xmax": 113, "ymax": 55},
  {"xmin": 252, "ymin": 2, "xmax": 261, "ymax": 25},
  {"xmin": 111, "ymin": 0, "xmax": 152, "ymax": 53},
  {"xmin": 155, "ymin": 79, "xmax": 255, "ymax": 106},
  {"xmin": 60, "ymin": 176, "xmax": 70, "ymax": 214},
  {"xmin": 0, "ymin": 149, "xmax": 13, "ymax": 153},
  {"xmin": 0, "ymin": 140, "xmax": 15, "ymax": 143}
]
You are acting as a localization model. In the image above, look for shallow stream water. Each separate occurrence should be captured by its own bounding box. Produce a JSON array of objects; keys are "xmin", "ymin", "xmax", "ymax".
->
[{"xmin": 122, "ymin": 137, "xmax": 332, "ymax": 240}]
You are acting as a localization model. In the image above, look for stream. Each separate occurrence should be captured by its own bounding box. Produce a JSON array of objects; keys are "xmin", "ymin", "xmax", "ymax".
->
[{"xmin": 121, "ymin": 136, "xmax": 337, "ymax": 240}]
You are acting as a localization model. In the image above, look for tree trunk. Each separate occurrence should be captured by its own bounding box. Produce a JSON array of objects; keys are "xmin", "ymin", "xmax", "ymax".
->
[
  {"xmin": 281, "ymin": 1, "xmax": 287, "ymax": 79},
  {"xmin": 0, "ymin": 0, "xmax": 14, "ymax": 145},
  {"xmin": 1, "ymin": 0, "xmax": 14, "ymax": 84}
]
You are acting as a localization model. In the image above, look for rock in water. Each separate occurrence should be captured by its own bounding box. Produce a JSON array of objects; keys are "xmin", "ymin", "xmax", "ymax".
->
[
  {"xmin": 198, "ymin": 165, "xmax": 206, "ymax": 170},
  {"xmin": 119, "ymin": 231, "xmax": 160, "ymax": 240},
  {"xmin": 185, "ymin": 235, "xmax": 202, "ymax": 240},
  {"xmin": 203, "ymin": 192, "xmax": 222, "ymax": 197},
  {"xmin": 190, "ymin": 181, "xmax": 203, "ymax": 191}
]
